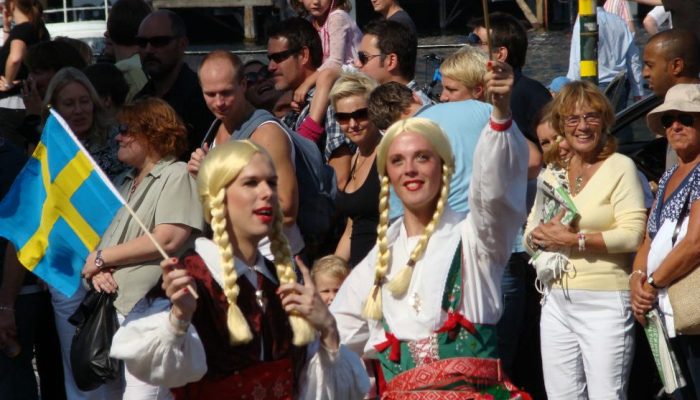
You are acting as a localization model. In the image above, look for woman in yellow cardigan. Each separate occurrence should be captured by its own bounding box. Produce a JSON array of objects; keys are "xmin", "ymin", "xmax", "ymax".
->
[{"xmin": 524, "ymin": 81, "xmax": 647, "ymax": 400}]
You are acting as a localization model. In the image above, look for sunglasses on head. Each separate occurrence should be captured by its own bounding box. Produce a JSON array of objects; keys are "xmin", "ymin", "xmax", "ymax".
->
[
  {"xmin": 336, "ymin": 108, "xmax": 369, "ymax": 123},
  {"xmin": 357, "ymin": 51, "xmax": 382, "ymax": 66},
  {"xmin": 466, "ymin": 32, "xmax": 483, "ymax": 46},
  {"xmin": 267, "ymin": 48, "xmax": 301, "ymax": 64},
  {"xmin": 244, "ymin": 68, "xmax": 271, "ymax": 83},
  {"xmin": 661, "ymin": 113, "xmax": 695, "ymax": 129},
  {"xmin": 135, "ymin": 35, "xmax": 178, "ymax": 48}
]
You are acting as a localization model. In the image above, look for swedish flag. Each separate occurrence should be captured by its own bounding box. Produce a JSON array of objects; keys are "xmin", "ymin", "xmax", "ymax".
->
[{"xmin": 0, "ymin": 110, "xmax": 123, "ymax": 297}]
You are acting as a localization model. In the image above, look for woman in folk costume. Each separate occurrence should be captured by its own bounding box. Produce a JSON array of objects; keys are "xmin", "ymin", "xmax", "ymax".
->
[
  {"xmin": 330, "ymin": 60, "xmax": 531, "ymax": 399},
  {"xmin": 109, "ymin": 140, "xmax": 370, "ymax": 399}
]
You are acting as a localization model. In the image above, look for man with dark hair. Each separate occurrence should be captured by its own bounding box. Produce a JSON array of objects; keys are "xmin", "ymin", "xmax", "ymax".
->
[
  {"xmin": 643, "ymin": 28, "xmax": 700, "ymax": 98},
  {"xmin": 106, "ymin": 0, "xmax": 151, "ymax": 102},
  {"xmin": 135, "ymin": 10, "xmax": 212, "ymax": 156},
  {"xmin": 370, "ymin": 0, "xmax": 417, "ymax": 35},
  {"xmin": 367, "ymin": 81, "xmax": 422, "ymax": 131},
  {"xmin": 267, "ymin": 17, "xmax": 351, "ymax": 184},
  {"xmin": 470, "ymin": 12, "xmax": 551, "ymax": 144},
  {"xmin": 356, "ymin": 19, "xmax": 431, "ymax": 106}
]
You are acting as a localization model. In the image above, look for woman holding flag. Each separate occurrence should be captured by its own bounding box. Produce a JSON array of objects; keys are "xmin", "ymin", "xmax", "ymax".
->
[
  {"xmin": 80, "ymin": 97, "xmax": 204, "ymax": 399},
  {"xmin": 109, "ymin": 139, "xmax": 370, "ymax": 399}
]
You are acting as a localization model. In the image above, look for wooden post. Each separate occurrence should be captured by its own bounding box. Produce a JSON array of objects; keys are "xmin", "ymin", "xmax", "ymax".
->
[
  {"xmin": 579, "ymin": 0, "xmax": 598, "ymax": 84},
  {"xmin": 536, "ymin": 0, "xmax": 544, "ymax": 27},
  {"xmin": 244, "ymin": 5, "xmax": 255, "ymax": 42},
  {"xmin": 514, "ymin": 0, "xmax": 539, "ymax": 27}
]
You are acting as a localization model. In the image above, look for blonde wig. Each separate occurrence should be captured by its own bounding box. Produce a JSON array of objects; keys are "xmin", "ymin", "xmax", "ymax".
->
[
  {"xmin": 440, "ymin": 46, "xmax": 489, "ymax": 95},
  {"xmin": 197, "ymin": 140, "xmax": 315, "ymax": 346},
  {"xmin": 363, "ymin": 118, "xmax": 454, "ymax": 319}
]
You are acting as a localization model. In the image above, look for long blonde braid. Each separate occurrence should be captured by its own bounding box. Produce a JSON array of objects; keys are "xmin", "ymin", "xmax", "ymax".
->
[
  {"xmin": 209, "ymin": 187, "xmax": 254, "ymax": 344},
  {"xmin": 269, "ymin": 206, "xmax": 315, "ymax": 345},
  {"xmin": 363, "ymin": 174, "xmax": 391, "ymax": 319},
  {"xmin": 386, "ymin": 164, "xmax": 452, "ymax": 296}
]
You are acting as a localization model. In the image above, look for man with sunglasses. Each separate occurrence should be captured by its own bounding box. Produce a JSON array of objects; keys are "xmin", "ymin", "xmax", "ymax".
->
[
  {"xmin": 135, "ymin": 10, "xmax": 212, "ymax": 159},
  {"xmin": 355, "ymin": 20, "xmax": 432, "ymax": 107},
  {"xmin": 241, "ymin": 60, "xmax": 292, "ymax": 119},
  {"xmin": 267, "ymin": 18, "xmax": 352, "ymax": 186},
  {"xmin": 106, "ymin": 0, "xmax": 151, "ymax": 104}
]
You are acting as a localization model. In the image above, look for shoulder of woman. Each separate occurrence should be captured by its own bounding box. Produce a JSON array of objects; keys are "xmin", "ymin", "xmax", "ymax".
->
[{"xmin": 606, "ymin": 152, "xmax": 638, "ymax": 173}]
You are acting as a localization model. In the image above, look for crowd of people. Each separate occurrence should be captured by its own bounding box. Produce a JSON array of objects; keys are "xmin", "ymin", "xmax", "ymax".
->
[{"xmin": 0, "ymin": 0, "xmax": 699, "ymax": 399}]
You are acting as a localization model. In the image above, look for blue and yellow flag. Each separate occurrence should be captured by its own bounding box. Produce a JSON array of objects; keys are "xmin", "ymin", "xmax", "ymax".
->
[{"xmin": 0, "ymin": 110, "xmax": 123, "ymax": 297}]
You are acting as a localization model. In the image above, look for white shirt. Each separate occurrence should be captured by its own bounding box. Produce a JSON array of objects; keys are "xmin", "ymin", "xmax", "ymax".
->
[{"xmin": 330, "ymin": 119, "xmax": 529, "ymax": 358}]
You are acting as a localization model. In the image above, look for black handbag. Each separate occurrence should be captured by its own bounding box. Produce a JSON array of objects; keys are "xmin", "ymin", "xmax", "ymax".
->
[{"xmin": 68, "ymin": 290, "xmax": 120, "ymax": 391}]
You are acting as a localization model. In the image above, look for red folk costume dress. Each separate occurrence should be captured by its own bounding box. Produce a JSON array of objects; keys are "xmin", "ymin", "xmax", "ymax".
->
[
  {"xmin": 110, "ymin": 238, "xmax": 370, "ymax": 400},
  {"xmin": 330, "ymin": 119, "xmax": 532, "ymax": 399}
]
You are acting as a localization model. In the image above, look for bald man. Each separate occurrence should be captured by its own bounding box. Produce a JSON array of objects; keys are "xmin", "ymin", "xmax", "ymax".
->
[{"xmin": 643, "ymin": 28, "xmax": 700, "ymax": 98}]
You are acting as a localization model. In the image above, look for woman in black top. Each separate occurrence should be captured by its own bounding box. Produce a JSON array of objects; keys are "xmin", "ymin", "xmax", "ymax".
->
[
  {"xmin": 0, "ymin": 0, "xmax": 48, "ymax": 147},
  {"xmin": 330, "ymin": 71, "xmax": 382, "ymax": 267}
]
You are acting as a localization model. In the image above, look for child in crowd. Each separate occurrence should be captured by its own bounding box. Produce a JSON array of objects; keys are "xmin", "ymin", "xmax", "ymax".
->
[
  {"xmin": 311, "ymin": 254, "xmax": 350, "ymax": 306},
  {"xmin": 289, "ymin": 0, "xmax": 362, "ymax": 142}
]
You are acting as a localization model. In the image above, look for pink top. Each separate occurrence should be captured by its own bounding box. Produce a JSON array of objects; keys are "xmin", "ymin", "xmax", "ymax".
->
[{"xmin": 315, "ymin": 9, "xmax": 362, "ymax": 70}]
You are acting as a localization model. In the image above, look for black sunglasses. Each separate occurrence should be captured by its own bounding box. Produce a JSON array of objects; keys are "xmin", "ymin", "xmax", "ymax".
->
[
  {"xmin": 661, "ymin": 113, "xmax": 695, "ymax": 129},
  {"xmin": 135, "ymin": 35, "xmax": 178, "ymax": 48},
  {"xmin": 336, "ymin": 108, "xmax": 369, "ymax": 123},
  {"xmin": 117, "ymin": 123, "xmax": 129, "ymax": 135},
  {"xmin": 267, "ymin": 48, "xmax": 301, "ymax": 64},
  {"xmin": 357, "ymin": 51, "xmax": 382, "ymax": 66},
  {"xmin": 244, "ymin": 68, "xmax": 271, "ymax": 83},
  {"xmin": 466, "ymin": 32, "xmax": 483, "ymax": 46}
]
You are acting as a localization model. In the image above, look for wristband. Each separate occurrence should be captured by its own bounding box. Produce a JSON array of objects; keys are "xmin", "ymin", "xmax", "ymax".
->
[
  {"xmin": 577, "ymin": 233, "xmax": 586, "ymax": 252},
  {"xmin": 489, "ymin": 116, "xmax": 512, "ymax": 131},
  {"xmin": 298, "ymin": 116, "xmax": 324, "ymax": 143}
]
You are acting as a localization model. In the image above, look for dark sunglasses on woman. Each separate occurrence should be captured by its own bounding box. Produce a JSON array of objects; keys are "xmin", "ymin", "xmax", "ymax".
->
[
  {"xmin": 661, "ymin": 113, "xmax": 695, "ymax": 129},
  {"xmin": 336, "ymin": 108, "xmax": 369, "ymax": 124}
]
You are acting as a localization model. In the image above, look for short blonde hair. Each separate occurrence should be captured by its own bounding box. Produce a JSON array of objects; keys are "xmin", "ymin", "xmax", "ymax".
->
[
  {"xmin": 440, "ymin": 46, "xmax": 489, "ymax": 90},
  {"xmin": 364, "ymin": 118, "xmax": 454, "ymax": 320},
  {"xmin": 311, "ymin": 255, "xmax": 350, "ymax": 284},
  {"xmin": 329, "ymin": 71, "xmax": 378, "ymax": 109},
  {"xmin": 198, "ymin": 141, "xmax": 314, "ymax": 346}
]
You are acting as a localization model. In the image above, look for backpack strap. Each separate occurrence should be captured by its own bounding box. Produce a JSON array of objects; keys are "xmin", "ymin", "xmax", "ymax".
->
[{"xmin": 231, "ymin": 109, "xmax": 278, "ymax": 141}]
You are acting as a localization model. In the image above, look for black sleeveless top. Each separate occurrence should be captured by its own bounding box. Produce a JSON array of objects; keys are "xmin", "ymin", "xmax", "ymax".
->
[{"xmin": 335, "ymin": 159, "xmax": 381, "ymax": 267}]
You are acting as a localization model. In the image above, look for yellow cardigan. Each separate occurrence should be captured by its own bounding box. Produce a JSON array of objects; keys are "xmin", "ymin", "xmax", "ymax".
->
[{"xmin": 524, "ymin": 153, "xmax": 647, "ymax": 291}]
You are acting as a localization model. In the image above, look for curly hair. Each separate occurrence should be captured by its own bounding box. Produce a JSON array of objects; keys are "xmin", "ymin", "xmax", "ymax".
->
[{"xmin": 116, "ymin": 97, "xmax": 188, "ymax": 158}]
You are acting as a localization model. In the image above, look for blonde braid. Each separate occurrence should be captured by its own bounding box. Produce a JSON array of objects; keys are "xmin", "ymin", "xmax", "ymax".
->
[
  {"xmin": 363, "ymin": 175, "xmax": 391, "ymax": 319},
  {"xmin": 269, "ymin": 206, "xmax": 315, "ymax": 346},
  {"xmin": 210, "ymin": 188, "xmax": 253, "ymax": 344},
  {"xmin": 386, "ymin": 164, "xmax": 453, "ymax": 297}
]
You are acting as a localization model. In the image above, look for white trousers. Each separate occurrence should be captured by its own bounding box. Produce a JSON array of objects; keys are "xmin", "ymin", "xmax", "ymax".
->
[
  {"xmin": 49, "ymin": 285, "xmax": 122, "ymax": 400},
  {"xmin": 540, "ymin": 288, "xmax": 634, "ymax": 400},
  {"xmin": 117, "ymin": 300, "xmax": 173, "ymax": 400}
]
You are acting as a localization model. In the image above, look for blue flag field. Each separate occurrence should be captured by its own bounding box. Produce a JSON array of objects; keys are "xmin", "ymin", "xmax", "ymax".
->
[{"xmin": 0, "ymin": 110, "xmax": 123, "ymax": 297}]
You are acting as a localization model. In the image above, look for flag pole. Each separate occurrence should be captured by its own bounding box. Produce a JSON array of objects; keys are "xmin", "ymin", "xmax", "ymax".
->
[
  {"xmin": 481, "ymin": 0, "xmax": 493, "ymax": 59},
  {"xmin": 121, "ymin": 204, "xmax": 199, "ymax": 299}
]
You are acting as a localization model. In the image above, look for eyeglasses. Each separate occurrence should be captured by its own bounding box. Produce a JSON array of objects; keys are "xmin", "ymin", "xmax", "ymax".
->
[
  {"xmin": 336, "ymin": 108, "xmax": 369, "ymax": 124},
  {"xmin": 117, "ymin": 124, "xmax": 129, "ymax": 135},
  {"xmin": 466, "ymin": 32, "xmax": 483, "ymax": 46},
  {"xmin": 267, "ymin": 48, "xmax": 300, "ymax": 64},
  {"xmin": 357, "ymin": 51, "xmax": 382, "ymax": 66},
  {"xmin": 661, "ymin": 113, "xmax": 695, "ymax": 129},
  {"xmin": 135, "ymin": 35, "xmax": 178, "ymax": 48},
  {"xmin": 564, "ymin": 112, "xmax": 602, "ymax": 127},
  {"xmin": 244, "ymin": 68, "xmax": 271, "ymax": 84}
]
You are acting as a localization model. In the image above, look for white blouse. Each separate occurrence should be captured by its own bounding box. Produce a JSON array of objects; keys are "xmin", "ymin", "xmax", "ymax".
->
[
  {"xmin": 330, "ymin": 120, "xmax": 528, "ymax": 358},
  {"xmin": 109, "ymin": 239, "xmax": 370, "ymax": 399}
]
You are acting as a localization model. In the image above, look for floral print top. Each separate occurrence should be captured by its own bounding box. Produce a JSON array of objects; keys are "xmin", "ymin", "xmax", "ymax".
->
[{"xmin": 648, "ymin": 163, "xmax": 700, "ymax": 239}]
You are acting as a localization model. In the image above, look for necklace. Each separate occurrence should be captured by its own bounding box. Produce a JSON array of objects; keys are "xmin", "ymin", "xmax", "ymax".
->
[
  {"xmin": 350, "ymin": 153, "xmax": 369, "ymax": 181},
  {"xmin": 127, "ymin": 178, "xmax": 140, "ymax": 202},
  {"xmin": 573, "ymin": 175, "xmax": 584, "ymax": 195}
]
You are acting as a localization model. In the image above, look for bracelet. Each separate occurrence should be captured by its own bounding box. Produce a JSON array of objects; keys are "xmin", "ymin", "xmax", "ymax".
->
[
  {"xmin": 0, "ymin": 305, "xmax": 14, "ymax": 313},
  {"xmin": 629, "ymin": 269, "xmax": 645, "ymax": 283},
  {"xmin": 577, "ymin": 232, "xmax": 586, "ymax": 252},
  {"xmin": 489, "ymin": 116, "xmax": 513, "ymax": 131},
  {"xmin": 168, "ymin": 310, "xmax": 190, "ymax": 336}
]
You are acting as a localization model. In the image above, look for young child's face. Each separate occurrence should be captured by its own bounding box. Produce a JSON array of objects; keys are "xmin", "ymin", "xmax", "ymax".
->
[{"xmin": 314, "ymin": 274, "xmax": 343, "ymax": 306}]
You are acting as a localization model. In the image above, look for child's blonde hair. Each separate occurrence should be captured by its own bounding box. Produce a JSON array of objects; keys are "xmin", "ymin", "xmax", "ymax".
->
[
  {"xmin": 197, "ymin": 140, "xmax": 315, "ymax": 346},
  {"xmin": 363, "ymin": 117, "xmax": 454, "ymax": 320},
  {"xmin": 311, "ymin": 255, "xmax": 350, "ymax": 284},
  {"xmin": 290, "ymin": 0, "xmax": 351, "ymax": 17}
]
